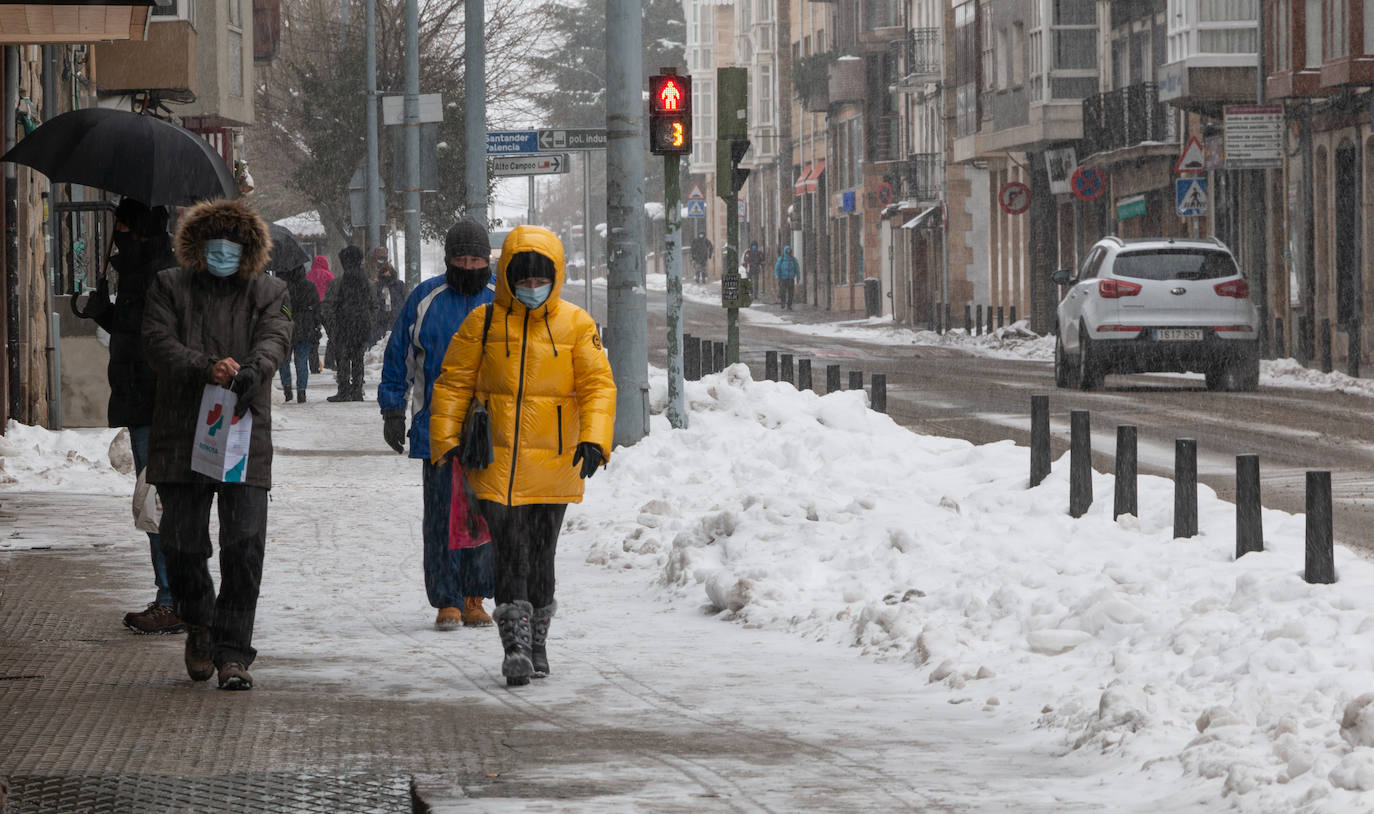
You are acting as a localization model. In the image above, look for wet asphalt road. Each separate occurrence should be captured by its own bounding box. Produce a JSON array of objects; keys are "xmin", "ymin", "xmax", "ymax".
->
[{"xmin": 591, "ymin": 281, "xmax": 1374, "ymax": 556}]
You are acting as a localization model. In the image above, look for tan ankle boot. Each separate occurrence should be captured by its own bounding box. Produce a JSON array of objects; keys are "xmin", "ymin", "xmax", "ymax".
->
[{"xmin": 461, "ymin": 596, "xmax": 493, "ymax": 627}]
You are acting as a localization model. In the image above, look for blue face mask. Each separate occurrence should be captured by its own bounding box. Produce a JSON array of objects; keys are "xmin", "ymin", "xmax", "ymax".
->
[
  {"xmin": 515, "ymin": 283, "xmax": 552, "ymax": 309},
  {"xmin": 205, "ymin": 239, "xmax": 243, "ymax": 277}
]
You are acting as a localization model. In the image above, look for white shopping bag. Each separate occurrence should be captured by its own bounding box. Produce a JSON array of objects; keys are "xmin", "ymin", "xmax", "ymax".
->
[
  {"xmin": 190, "ymin": 385, "xmax": 253, "ymax": 482},
  {"xmin": 132, "ymin": 468, "xmax": 162, "ymax": 533}
]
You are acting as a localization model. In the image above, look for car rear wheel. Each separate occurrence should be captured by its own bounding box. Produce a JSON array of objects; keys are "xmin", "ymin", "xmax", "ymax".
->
[
  {"xmin": 1207, "ymin": 350, "xmax": 1259, "ymax": 392},
  {"xmin": 1077, "ymin": 327, "xmax": 1103, "ymax": 390},
  {"xmin": 1054, "ymin": 332, "xmax": 1074, "ymax": 388}
]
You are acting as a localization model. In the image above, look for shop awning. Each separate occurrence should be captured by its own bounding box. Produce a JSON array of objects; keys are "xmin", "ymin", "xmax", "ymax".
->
[
  {"xmin": 804, "ymin": 159, "xmax": 826, "ymax": 194},
  {"xmin": 793, "ymin": 162, "xmax": 811, "ymax": 196},
  {"xmin": 0, "ymin": 0, "xmax": 154, "ymax": 44},
  {"xmin": 902, "ymin": 204, "xmax": 940, "ymax": 230}
]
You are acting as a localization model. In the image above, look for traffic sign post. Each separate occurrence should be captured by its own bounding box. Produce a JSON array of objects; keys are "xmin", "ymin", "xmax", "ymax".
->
[
  {"xmin": 489, "ymin": 153, "xmax": 572, "ymax": 177},
  {"xmin": 1070, "ymin": 167, "xmax": 1105, "ymax": 202},
  {"xmin": 1174, "ymin": 136, "xmax": 1206, "ymax": 174},
  {"xmin": 485, "ymin": 128, "xmax": 608, "ymax": 155},
  {"xmin": 1176, "ymin": 177, "xmax": 1207, "ymax": 217},
  {"xmin": 686, "ymin": 200, "xmax": 706, "ymax": 218},
  {"xmin": 998, "ymin": 181, "xmax": 1030, "ymax": 215}
]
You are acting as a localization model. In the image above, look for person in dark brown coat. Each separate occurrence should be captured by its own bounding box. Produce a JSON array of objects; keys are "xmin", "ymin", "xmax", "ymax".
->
[{"xmin": 142, "ymin": 197, "xmax": 291, "ymax": 691}]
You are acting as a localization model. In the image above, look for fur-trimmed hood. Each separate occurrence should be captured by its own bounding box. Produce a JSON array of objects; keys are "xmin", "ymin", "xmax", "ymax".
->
[{"xmin": 173, "ymin": 198, "xmax": 272, "ymax": 278}]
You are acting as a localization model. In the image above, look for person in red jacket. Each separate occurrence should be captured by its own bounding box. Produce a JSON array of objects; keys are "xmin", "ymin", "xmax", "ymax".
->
[{"xmin": 305, "ymin": 255, "xmax": 334, "ymax": 373}]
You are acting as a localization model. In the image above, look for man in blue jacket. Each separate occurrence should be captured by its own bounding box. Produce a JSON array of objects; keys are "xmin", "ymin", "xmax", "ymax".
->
[{"xmin": 378, "ymin": 218, "xmax": 497, "ymax": 629}]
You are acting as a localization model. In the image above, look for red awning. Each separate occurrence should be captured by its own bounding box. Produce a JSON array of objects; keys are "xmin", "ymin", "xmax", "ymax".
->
[
  {"xmin": 793, "ymin": 162, "xmax": 811, "ymax": 196},
  {"xmin": 804, "ymin": 159, "xmax": 826, "ymax": 194}
]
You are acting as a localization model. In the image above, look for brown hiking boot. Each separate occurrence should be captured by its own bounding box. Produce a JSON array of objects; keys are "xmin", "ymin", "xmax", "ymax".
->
[
  {"xmin": 217, "ymin": 661, "xmax": 253, "ymax": 691},
  {"xmin": 461, "ymin": 597, "xmax": 493, "ymax": 627},
  {"xmin": 123, "ymin": 602, "xmax": 185, "ymax": 634},
  {"xmin": 184, "ymin": 625, "xmax": 213, "ymax": 682},
  {"xmin": 435, "ymin": 606, "xmax": 463, "ymax": 631}
]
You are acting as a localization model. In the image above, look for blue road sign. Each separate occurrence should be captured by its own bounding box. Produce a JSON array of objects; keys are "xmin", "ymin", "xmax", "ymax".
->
[
  {"xmin": 686, "ymin": 200, "xmax": 707, "ymax": 218},
  {"xmin": 485, "ymin": 130, "xmax": 539, "ymax": 155},
  {"xmin": 1176, "ymin": 177, "xmax": 1207, "ymax": 217}
]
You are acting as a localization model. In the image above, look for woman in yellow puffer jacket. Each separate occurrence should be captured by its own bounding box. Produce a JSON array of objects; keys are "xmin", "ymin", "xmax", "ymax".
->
[{"xmin": 430, "ymin": 225, "xmax": 616, "ymax": 686}]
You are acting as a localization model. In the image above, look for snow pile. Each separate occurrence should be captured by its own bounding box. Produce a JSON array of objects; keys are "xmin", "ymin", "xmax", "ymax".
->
[
  {"xmin": 569, "ymin": 365, "xmax": 1374, "ymax": 812},
  {"xmin": 0, "ymin": 420, "xmax": 128, "ymax": 493}
]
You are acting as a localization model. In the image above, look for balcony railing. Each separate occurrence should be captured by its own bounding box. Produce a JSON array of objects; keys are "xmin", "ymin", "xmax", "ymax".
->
[
  {"xmin": 903, "ymin": 28, "xmax": 941, "ymax": 80},
  {"xmin": 1081, "ymin": 82, "xmax": 1177, "ymax": 157},
  {"xmin": 897, "ymin": 153, "xmax": 942, "ymax": 202}
]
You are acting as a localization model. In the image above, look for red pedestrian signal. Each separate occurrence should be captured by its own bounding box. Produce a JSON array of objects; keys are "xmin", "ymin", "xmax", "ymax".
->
[{"xmin": 649, "ymin": 73, "xmax": 692, "ymax": 155}]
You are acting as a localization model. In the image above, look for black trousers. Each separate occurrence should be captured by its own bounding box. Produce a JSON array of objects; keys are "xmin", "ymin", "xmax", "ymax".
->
[
  {"xmin": 477, "ymin": 501, "xmax": 567, "ymax": 608},
  {"xmin": 158, "ymin": 483, "xmax": 269, "ymax": 668},
  {"xmin": 779, "ymin": 278, "xmax": 796, "ymax": 309},
  {"xmin": 335, "ymin": 340, "xmax": 367, "ymax": 396}
]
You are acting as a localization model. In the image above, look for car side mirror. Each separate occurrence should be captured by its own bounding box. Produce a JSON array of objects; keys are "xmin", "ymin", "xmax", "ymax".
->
[{"xmin": 1050, "ymin": 268, "xmax": 1073, "ymax": 286}]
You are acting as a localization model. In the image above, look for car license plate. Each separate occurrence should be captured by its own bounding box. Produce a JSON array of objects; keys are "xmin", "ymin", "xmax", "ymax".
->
[{"xmin": 1155, "ymin": 328, "xmax": 1203, "ymax": 341}]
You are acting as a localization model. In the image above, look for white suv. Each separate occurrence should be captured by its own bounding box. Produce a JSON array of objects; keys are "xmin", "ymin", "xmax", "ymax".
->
[{"xmin": 1052, "ymin": 236, "xmax": 1259, "ymax": 391}]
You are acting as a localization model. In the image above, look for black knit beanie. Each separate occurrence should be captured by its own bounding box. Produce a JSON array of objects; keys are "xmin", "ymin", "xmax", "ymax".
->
[{"xmin": 445, "ymin": 217, "xmax": 490, "ymax": 259}]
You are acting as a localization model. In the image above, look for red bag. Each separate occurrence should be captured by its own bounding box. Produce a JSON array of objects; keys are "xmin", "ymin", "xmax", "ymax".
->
[{"xmin": 449, "ymin": 462, "xmax": 493, "ymax": 550}]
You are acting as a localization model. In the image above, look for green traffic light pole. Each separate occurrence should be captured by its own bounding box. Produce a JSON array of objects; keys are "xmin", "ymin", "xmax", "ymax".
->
[
  {"xmin": 664, "ymin": 143, "xmax": 687, "ymax": 429},
  {"xmin": 716, "ymin": 67, "xmax": 749, "ymax": 366}
]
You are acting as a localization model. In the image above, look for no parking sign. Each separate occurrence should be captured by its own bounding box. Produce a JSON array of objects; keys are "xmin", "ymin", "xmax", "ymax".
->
[{"xmin": 1070, "ymin": 167, "xmax": 1105, "ymax": 202}]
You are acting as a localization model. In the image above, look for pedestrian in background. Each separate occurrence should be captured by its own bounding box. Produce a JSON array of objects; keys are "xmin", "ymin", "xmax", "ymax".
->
[
  {"xmin": 373, "ymin": 259, "xmax": 405, "ymax": 345},
  {"xmin": 378, "ymin": 218, "xmax": 497, "ymax": 630},
  {"xmin": 81, "ymin": 198, "xmax": 183, "ymax": 635},
  {"xmin": 743, "ymin": 240, "xmax": 765, "ymax": 298},
  {"xmin": 322, "ymin": 245, "xmax": 377, "ymax": 402},
  {"xmin": 306, "ymin": 255, "xmax": 333, "ymax": 373},
  {"xmin": 774, "ymin": 245, "xmax": 800, "ymax": 311},
  {"xmin": 278, "ymin": 261, "xmax": 319, "ymax": 403},
  {"xmin": 690, "ymin": 233, "xmax": 712, "ymax": 284},
  {"xmin": 429, "ymin": 225, "xmax": 616, "ymax": 686},
  {"xmin": 142, "ymin": 197, "xmax": 291, "ymax": 691}
]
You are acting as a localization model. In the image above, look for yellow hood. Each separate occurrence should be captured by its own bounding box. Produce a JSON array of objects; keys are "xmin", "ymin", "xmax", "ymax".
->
[{"xmin": 495, "ymin": 225, "xmax": 566, "ymax": 313}]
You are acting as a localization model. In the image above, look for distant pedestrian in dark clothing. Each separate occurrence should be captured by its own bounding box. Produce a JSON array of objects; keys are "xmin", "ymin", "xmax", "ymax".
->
[
  {"xmin": 743, "ymin": 241, "xmax": 765, "ymax": 297},
  {"xmin": 373, "ymin": 261, "xmax": 406, "ymax": 343},
  {"xmin": 690, "ymin": 234, "xmax": 712, "ymax": 284},
  {"xmin": 81, "ymin": 197, "xmax": 184, "ymax": 635},
  {"xmin": 306, "ymin": 255, "xmax": 333, "ymax": 373},
  {"xmin": 323, "ymin": 245, "xmax": 377, "ymax": 402},
  {"xmin": 775, "ymin": 245, "xmax": 800, "ymax": 310},
  {"xmin": 142, "ymin": 197, "xmax": 291, "ymax": 691},
  {"xmin": 278, "ymin": 262, "xmax": 320, "ymax": 403}
]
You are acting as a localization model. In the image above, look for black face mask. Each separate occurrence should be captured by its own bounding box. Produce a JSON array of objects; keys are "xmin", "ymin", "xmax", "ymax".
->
[
  {"xmin": 446, "ymin": 262, "xmax": 489, "ymax": 296},
  {"xmin": 112, "ymin": 231, "xmax": 141, "ymax": 265}
]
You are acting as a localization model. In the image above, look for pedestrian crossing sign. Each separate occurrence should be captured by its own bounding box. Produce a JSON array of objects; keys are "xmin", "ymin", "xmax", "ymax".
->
[
  {"xmin": 1176, "ymin": 178, "xmax": 1207, "ymax": 217},
  {"xmin": 686, "ymin": 200, "xmax": 707, "ymax": 218}
]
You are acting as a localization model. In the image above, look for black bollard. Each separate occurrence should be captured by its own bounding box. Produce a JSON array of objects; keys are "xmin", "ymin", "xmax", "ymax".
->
[
  {"xmin": 965, "ymin": 304, "xmax": 972, "ymax": 334},
  {"xmin": 1069, "ymin": 410, "xmax": 1092, "ymax": 518},
  {"xmin": 1009, "ymin": 305, "xmax": 1017, "ymax": 325},
  {"xmin": 798, "ymin": 359, "xmax": 813, "ymax": 391},
  {"xmin": 826, "ymin": 364, "xmax": 841, "ymax": 393},
  {"xmin": 930, "ymin": 302, "xmax": 940, "ymax": 334},
  {"xmin": 1298, "ymin": 315, "xmax": 1311, "ymax": 365},
  {"xmin": 1275, "ymin": 317, "xmax": 1286, "ymax": 359},
  {"xmin": 1349, "ymin": 324, "xmax": 1361, "ymax": 378},
  {"xmin": 975, "ymin": 304, "xmax": 983, "ymax": 336},
  {"xmin": 986, "ymin": 306, "xmax": 994, "ymax": 336},
  {"xmin": 765, "ymin": 351, "xmax": 779, "ymax": 381},
  {"xmin": 1305, "ymin": 470, "xmax": 1335, "ymax": 584},
  {"xmin": 781, "ymin": 353, "xmax": 795, "ymax": 384},
  {"xmin": 713, "ymin": 341, "xmax": 726, "ymax": 373},
  {"xmin": 1114, "ymin": 425, "xmax": 1137, "ymax": 519},
  {"xmin": 945, "ymin": 303, "xmax": 952, "ymax": 336},
  {"xmin": 871, "ymin": 374, "xmax": 887, "ymax": 413},
  {"xmin": 684, "ymin": 335, "xmax": 701, "ymax": 381},
  {"xmin": 1030, "ymin": 394, "xmax": 1050, "ymax": 487},
  {"xmin": 1321, "ymin": 318, "xmax": 1333, "ymax": 373},
  {"xmin": 1236, "ymin": 454, "xmax": 1263, "ymax": 558},
  {"xmin": 849, "ymin": 370, "xmax": 863, "ymax": 391},
  {"xmin": 1174, "ymin": 439, "xmax": 1198, "ymax": 538},
  {"xmin": 997, "ymin": 306, "xmax": 1005, "ymax": 330}
]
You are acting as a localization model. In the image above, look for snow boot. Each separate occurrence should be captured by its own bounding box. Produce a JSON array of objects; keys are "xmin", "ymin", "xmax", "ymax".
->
[
  {"xmin": 461, "ymin": 596, "xmax": 493, "ymax": 627},
  {"xmin": 530, "ymin": 601, "xmax": 556, "ymax": 678},
  {"xmin": 296, "ymin": 388, "xmax": 307, "ymax": 403},
  {"xmin": 326, "ymin": 390, "xmax": 350, "ymax": 402},
  {"xmin": 494, "ymin": 601, "xmax": 534, "ymax": 686},
  {"xmin": 184, "ymin": 624, "xmax": 213, "ymax": 682},
  {"xmin": 434, "ymin": 606, "xmax": 462, "ymax": 631},
  {"xmin": 283, "ymin": 387, "xmax": 293, "ymax": 403}
]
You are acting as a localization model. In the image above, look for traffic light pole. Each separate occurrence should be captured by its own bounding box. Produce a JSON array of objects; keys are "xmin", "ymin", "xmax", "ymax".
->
[
  {"xmin": 725, "ymin": 195, "xmax": 740, "ymax": 364},
  {"xmin": 664, "ymin": 155, "xmax": 686, "ymax": 428}
]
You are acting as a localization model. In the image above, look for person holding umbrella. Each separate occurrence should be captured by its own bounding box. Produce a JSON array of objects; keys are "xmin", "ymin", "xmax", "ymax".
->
[
  {"xmin": 80, "ymin": 198, "xmax": 183, "ymax": 635},
  {"xmin": 322, "ymin": 246, "xmax": 377, "ymax": 401}
]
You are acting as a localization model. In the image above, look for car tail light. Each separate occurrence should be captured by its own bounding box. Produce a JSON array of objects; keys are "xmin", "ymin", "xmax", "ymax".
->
[
  {"xmin": 1096, "ymin": 324, "xmax": 1143, "ymax": 333},
  {"xmin": 1099, "ymin": 279, "xmax": 1142, "ymax": 298},
  {"xmin": 1214, "ymin": 278, "xmax": 1250, "ymax": 298}
]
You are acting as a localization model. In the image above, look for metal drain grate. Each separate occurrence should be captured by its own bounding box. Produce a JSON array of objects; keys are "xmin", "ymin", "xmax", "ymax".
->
[{"xmin": 2, "ymin": 772, "xmax": 415, "ymax": 814}]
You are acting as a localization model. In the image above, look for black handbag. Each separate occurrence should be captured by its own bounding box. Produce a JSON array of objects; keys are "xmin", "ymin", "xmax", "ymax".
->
[{"xmin": 457, "ymin": 304, "xmax": 495, "ymax": 470}]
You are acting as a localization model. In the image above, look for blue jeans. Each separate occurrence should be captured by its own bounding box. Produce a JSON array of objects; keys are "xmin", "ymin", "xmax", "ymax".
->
[
  {"xmin": 128, "ymin": 425, "xmax": 173, "ymax": 606},
  {"xmin": 421, "ymin": 460, "xmax": 494, "ymax": 606},
  {"xmin": 278, "ymin": 340, "xmax": 311, "ymax": 390}
]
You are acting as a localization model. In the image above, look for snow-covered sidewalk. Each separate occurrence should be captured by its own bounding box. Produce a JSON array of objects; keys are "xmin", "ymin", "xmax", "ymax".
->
[{"xmin": 4, "ymin": 356, "xmax": 1374, "ymax": 811}]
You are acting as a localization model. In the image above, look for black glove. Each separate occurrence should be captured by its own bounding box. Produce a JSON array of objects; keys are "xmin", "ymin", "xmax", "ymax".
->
[
  {"xmin": 382, "ymin": 409, "xmax": 407, "ymax": 454},
  {"xmin": 229, "ymin": 368, "xmax": 260, "ymax": 418},
  {"xmin": 572, "ymin": 442, "xmax": 603, "ymax": 479}
]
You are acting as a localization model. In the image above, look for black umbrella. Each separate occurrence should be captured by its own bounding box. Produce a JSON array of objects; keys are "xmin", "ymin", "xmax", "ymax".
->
[
  {"xmin": 266, "ymin": 223, "xmax": 311, "ymax": 276},
  {"xmin": 0, "ymin": 108, "xmax": 237, "ymax": 206}
]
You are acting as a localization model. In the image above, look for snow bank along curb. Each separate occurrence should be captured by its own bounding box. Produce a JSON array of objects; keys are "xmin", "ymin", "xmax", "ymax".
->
[{"xmin": 566, "ymin": 364, "xmax": 1374, "ymax": 812}]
